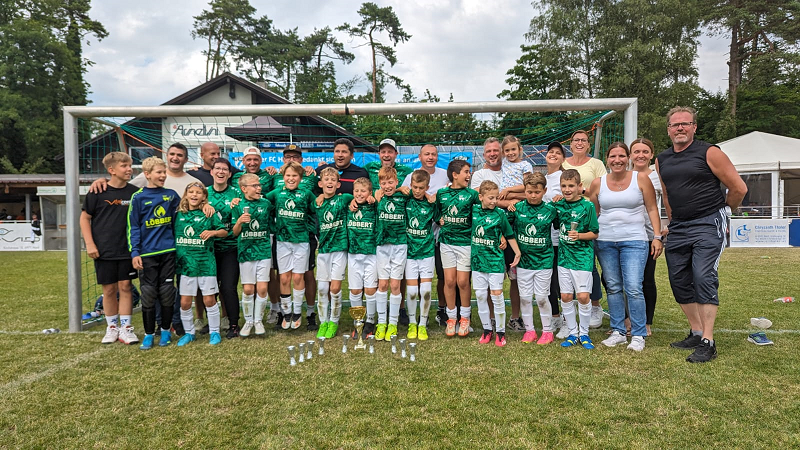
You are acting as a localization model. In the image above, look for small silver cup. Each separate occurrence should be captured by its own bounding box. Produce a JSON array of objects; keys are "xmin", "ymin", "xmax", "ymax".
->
[
  {"xmin": 390, "ymin": 334, "xmax": 398, "ymax": 354},
  {"xmin": 298, "ymin": 343, "xmax": 306, "ymax": 363},
  {"xmin": 306, "ymin": 340, "xmax": 315, "ymax": 360},
  {"xmin": 318, "ymin": 337, "xmax": 326, "ymax": 355},
  {"xmin": 368, "ymin": 335, "xmax": 375, "ymax": 354},
  {"xmin": 399, "ymin": 338, "xmax": 407, "ymax": 358},
  {"xmin": 287, "ymin": 346, "xmax": 297, "ymax": 366},
  {"xmin": 342, "ymin": 334, "xmax": 349, "ymax": 353},
  {"xmin": 409, "ymin": 343, "xmax": 417, "ymax": 362}
]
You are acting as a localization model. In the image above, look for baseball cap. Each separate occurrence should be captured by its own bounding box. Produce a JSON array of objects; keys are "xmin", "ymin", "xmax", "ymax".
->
[
  {"xmin": 547, "ymin": 141, "xmax": 565, "ymax": 153},
  {"xmin": 243, "ymin": 146, "xmax": 261, "ymax": 157},
  {"xmin": 378, "ymin": 138, "xmax": 397, "ymax": 151},
  {"xmin": 283, "ymin": 143, "xmax": 302, "ymax": 155}
]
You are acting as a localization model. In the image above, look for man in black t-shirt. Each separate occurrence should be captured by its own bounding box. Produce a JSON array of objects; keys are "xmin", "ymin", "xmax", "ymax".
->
[{"xmin": 316, "ymin": 138, "xmax": 369, "ymax": 195}]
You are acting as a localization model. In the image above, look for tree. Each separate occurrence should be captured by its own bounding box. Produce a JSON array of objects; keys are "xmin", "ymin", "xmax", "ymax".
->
[
  {"xmin": 192, "ymin": 0, "xmax": 255, "ymax": 81},
  {"xmin": 338, "ymin": 2, "xmax": 411, "ymax": 103},
  {"xmin": 295, "ymin": 27, "xmax": 354, "ymax": 104}
]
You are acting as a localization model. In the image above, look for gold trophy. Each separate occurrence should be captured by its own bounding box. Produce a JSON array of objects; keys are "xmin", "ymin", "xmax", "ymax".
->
[{"xmin": 349, "ymin": 306, "xmax": 367, "ymax": 350}]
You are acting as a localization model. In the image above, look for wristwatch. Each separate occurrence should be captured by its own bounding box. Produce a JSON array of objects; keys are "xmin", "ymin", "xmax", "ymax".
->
[{"xmin": 653, "ymin": 235, "xmax": 662, "ymax": 241}]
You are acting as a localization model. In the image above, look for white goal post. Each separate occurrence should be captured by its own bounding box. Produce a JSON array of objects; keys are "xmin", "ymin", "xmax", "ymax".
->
[{"xmin": 63, "ymin": 98, "xmax": 638, "ymax": 332}]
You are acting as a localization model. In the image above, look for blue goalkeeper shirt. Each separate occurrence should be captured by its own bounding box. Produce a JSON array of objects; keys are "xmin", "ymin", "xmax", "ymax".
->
[{"xmin": 127, "ymin": 187, "xmax": 180, "ymax": 258}]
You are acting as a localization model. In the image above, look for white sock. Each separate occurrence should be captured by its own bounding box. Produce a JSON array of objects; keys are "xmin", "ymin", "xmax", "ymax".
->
[
  {"xmin": 270, "ymin": 301, "xmax": 279, "ymax": 312},
  {"xmin": 330, "ymin": 290, "xmax": 342, "ymax": 323},
  {"xmin": 317, "ymin": 282, "xmax": 330, "ymax": 322},
  {"xmin": 491, "ymin": 294, "xmax": 506, "ymax": 333},
  {"xmin": 105, "ymin": 314, "xmax": 119, "ymax": 327},
  {"xmin": 578, "ymin": 302, "xmax": 592, "ymax": 336},
  {"xmin": 254, "ymin": 295, "xmax": 267, "ymax": 322},
  {"xmin": 520, "ymin": 296, "xmax": 534, "ymax": 331},
  {"xmin": 365, "ymin": 292, "xmax": 376, "ymax": 323},
  {"xmin": 460, "ymin": 306, "xmax": 471, "ymax": 321},
  {"xmin": 406, "ymin": 285, "xmax": 419, "ymax": 325},
  {"xmin": 561, "ymin": 300, "xmax": 577, "ymax": 335},
  {"xmin": 349, "ymin": 291, "xmax": 363, "ymax": 307},
  {"xmin": 280, "ymin": 294, "xmax": 291, "ymax": 316},
  {"xmin": 376, "ymin": 290, "xmax": 388, "ymax": 324},
  {"xmin": 120, "ymin": 315, "xmax": 132, "ymax": 327},
  {"xmin": 242, "ymin": 293, "xmax": 255, "ymax": 323},
  {"xmin": 476, "ymin": 290, "xmax": 491, "ymax": 331},
  {"xmin": 419, "ymin": 282, "xmax": 432, "ymax": 327},
  {"xmin": 536, "ymin": 295, "xmax": 553, "ymax": 332},
  {"xmin": 180, "ymin": 307, "xmax": 195, "ymax": 335},
  {"xmin": 292, "ymin": 289, "xmax": 304, "ymax": 315},
  {"xmin": 446, "ymin": 307, "xmax": 457, "ymax": 320},
  {"xmin": 206, "ymin": 303, "xmax": 220, "ymax": 333},
  {"xmin": 389, "ymin": 294, "xmax": 401, "ymax": 325}
]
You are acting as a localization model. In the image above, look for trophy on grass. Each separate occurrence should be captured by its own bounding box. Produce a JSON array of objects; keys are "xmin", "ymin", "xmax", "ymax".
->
[{"xmin": 349, "ymin": 306, "xmax": 367, "ymax": 350}]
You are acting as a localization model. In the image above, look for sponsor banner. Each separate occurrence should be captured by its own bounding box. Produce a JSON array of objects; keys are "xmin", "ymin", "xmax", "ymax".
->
[
  {"xmin": 228, "ymin": 151, "xmax": 472, "ymax": 171},
  {"xmin": 0, "ymin": 222, "xmax": 44, "ymax": 251},
  {"xmin": 730, "ymin": 219, "xmax": 790, "ymax": 247}
]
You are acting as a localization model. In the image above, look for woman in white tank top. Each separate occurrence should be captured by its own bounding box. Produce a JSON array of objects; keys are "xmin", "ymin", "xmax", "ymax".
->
[{"xmin": 587, "ymin": 142, "xmax": 662, "ymax": 351}]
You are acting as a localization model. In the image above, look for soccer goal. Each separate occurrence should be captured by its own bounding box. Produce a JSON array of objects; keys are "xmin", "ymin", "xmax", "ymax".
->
[{"xmin": 63, "ymin": 98, "xmax": 638, "ymax": 332}]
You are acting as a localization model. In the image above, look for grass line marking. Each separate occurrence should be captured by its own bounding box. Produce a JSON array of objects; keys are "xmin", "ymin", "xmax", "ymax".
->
[{"xmin": 0, "ymin": 347, "xmax": 111, "ymax": 397}]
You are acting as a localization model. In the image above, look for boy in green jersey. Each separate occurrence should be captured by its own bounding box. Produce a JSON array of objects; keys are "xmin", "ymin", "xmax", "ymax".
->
[
  {"xmin": 346, "ymin": 177, "xmax": 378, "ymax": 338},
  {"xmin": 553, "ymin": 169, "xmax": 599, "ymax": 350},
  {"xmin": 471, "ymin": 180, "xmax": 521, "ymax": 347},
  {"xmin": 232, "ymin": 173, "xmax": 274, "ymax": 338},
  {"xmin": 436, "ymin": 159, "xmax": 480, "ymax": 337},
  {"xmin": 508, "ymin": 172, "xmax": 559, "ymax": 345},
  {"xmin": 314, "ymin": 167, "xmax": 351, "ymax": 339},
  {"xmin": 175, "ymin": 182, "xmax": 228, "ymax": 347},
  {"xmin": 404, "ymin": 169, "xmax": 438, "ymax": 341},
  {"xmin": 263, "ymin": 161, "xmax": 317, "ymax": 331}
]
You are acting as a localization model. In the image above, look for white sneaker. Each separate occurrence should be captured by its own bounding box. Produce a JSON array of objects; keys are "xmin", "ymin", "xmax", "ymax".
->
[
  {"xmin": 589, "ymin": 306, "xmax": 604, "ymax": 328},
  {"xmin": 254, "ymin": 321, "xmax": 266, "ymax": 335},
  {"xmin": 627, "ymin": 336, "xmax": 645, "ymax": 352},
  {"xmin": 101, "ymin": 325, "xmax": 119, "ymax": 344},
  {"xmin": 240, "ymin": 322, "xmax": 254, "ymax": 337},
  {"xmin": 220, "ymin": 316, "xmax": 230, "ymax": 331},
  {"xmin": 193, "ymin": 318, "xmax": 205, "ymax": 333},
  {"xmin": 556, "ymin": 316, "xmax": 571, "ymax": 339},
  {"xmin": 551, "ymin": 316, "xmax": 562, "ymax": 331},
  {"xmin": 266, "ymin": 309, "xmax": 280, "ymax": 324},
  {"xmin": 118, "ymin": 325, "xmax": 139, "ymax": 344},
  {"xmin": 750, "ymin": 317, "xmax": 773, "ymax": 329},
  {"xmin": 602, "ymin": 330, "xmax": 628, "ymax": 347}
]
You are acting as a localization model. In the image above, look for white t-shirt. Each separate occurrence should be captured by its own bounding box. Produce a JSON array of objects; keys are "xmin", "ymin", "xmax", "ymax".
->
[
  {"xmin": 643, "ymin": 169, "xmax": 662, "ymax": 240},
  {"xmin": 470, "ymin": 168, "xmax": 502, "ymax": 191},
  {"xmin": 402, "ymin": 167, "xmax": 449, "ymax": 194},
  {"xmin": 131, "ymin": 171, "xmax": 200, "ymax": 198}
]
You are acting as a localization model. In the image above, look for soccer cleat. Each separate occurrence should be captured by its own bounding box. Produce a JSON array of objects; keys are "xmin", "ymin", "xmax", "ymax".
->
[
  {"xmin": 602, "ymin": 331, "xmax": 628, "ymax": 347},
  {"xmin": 750, "ymin": 317, "xmax": 773, "ymax": 329},
  {"xmin": 266, "ymin": 309, "xmax": 280, "ymax": 324},
  {"xmin": 686, "ymin": 338, "xmax": 717, "ymax": 363},
  {"xmin": 209, "ymin": 331, "xmax": 222, "ymax": 345},
  {"xmin": 172, "ymin": 321, "xmax": 185, "ymax": 337},
  {"xmin": 226, "ymin": 325, "xmax": 239, "ymax": 339},
  {"xmin": 556, "ymin": 318, "xmax": 571, "ymax": 340},
  {"xmin": 495, "ymin": 332, "xmax": 507, "ymax": 347},
  {"xmin": 317, "ymin": 321, "xmax": 329, "ymax": 339},
  {"xmin": 199, "ymin": 324, "xmax": 210, "ymax": 335},
  {"xmin": 479, "ymin": 329, "xmax": 493, "ymax": 344},
  {"xmin": 627, "ymin": 336, "xmax": 645, "ymax": 352},
  {"xmin": 177, "ymin": 333, "xmax": 196, "ymax": 347},
  {"xmin": 118, "ymin": 325, "xmax": 139, "ymax": 345},
  {"xmin": 254, "ymin": 321, "xmax": 266, "ymax": 335},
  {"xmin": 291, "ymin": 313, "xmax": 302, "ymax": 330},
  {"xmin": 551, "ymin": 315, "xmax": 563, "ymax": 331},
  {"xmin": 670, "ymin": 331, "xmax": 703, "ymax": 349},
  {"xmin": 747, "ymin": 332, "xmax": 774, "ymax": 346},
  {"xmin": 435, "ymin": 309, "xmax": 448, "ymax": 327},
  {"xmin": 521, "ymin": 330, "xmax": 538, "ymax": 343},
  {"xmin": 325, "ymin": 322, "xmax": 339, "ymax": 339},
  {"xmin": 579, "ymin": 335, "xmax": 595, "ymax": 350},
  {"xmin": 306, "ymin": 312, "xmax": 319, "ymax": 331},
  {"xmin": 445, "ymin": 319, "xmax": 457, "ymax": 337},
  {"xmin": 139, "ymin": 334, "xmax": 154, "ymax": 351},
  {"xmin": 281, "ymin": 313, "xmax": 292, "ymax": 330},
  {"xmin": 399, "ymin": 308, "xmax": 410, "ymax": 326},
  {"xmin": 589, "ymin": 306, "xmax": 604, "ymax": 328},
  {"xmin": 220, "ymin": 316, "xmax": 230, "ymax": 331},
  {"xmin": 362, "ymin": 322, "xmax": 375, "ymax": 340},
  {"xmin": 537, "ymin": 332, "xmax": 554, "ymax": 345},
  {"xmin": 507, "ymin": 317, "xmax": 525, "ymax": 332},
  {"xmin": 561, "ymin": 335, "xmax": 579, "ymax": 348},
  {"xmin": 194, "ymin": 318, "xmax": 205, "ymax": 334},
  {"xmin": 375, "ymin": 323, "xmax": 387, "ymax": 341},
  {"xmin": 457, "ymin": 317, "xmax": 470, "ymax": 337},
  {"xmin": 159, "ymin": 330, "xmax": 172, "ymax": 347},
  {"xmin": 385, "ymin": 324, "xmax": 398, "ymax": 342},
  {"xmin": 102, "ymin": 325, "xmax": 119, "ymax": 344},
  {"xmin": 240, "ymin": 322, "xmax": 254, "ymax": 337},
  {"xmin": 407, "ymin": 323, "xmax": 418, "ymax": 339},
  {"xmin": 417, "ymin": 326, "xmax": 428, "ymax": 341}
]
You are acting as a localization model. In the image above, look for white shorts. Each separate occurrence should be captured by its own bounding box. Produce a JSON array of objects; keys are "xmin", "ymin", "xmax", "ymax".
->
[
  {"xmin": 347, "ymin": 253, "xmax": 377, "ymax": 290},
  {"xmin": 240, "ymin": 259, "xmax": 272, "ymax": 285},
  {"xmin": 376, "ymin": 244, "xmax": 407, "ymax": 280},
  {"xmin": 405, "ymin": 256, "xmax": 435, "ymax": 280},
  {"xmin": 317, "ymin": 251, "xmax": 347, "ymax": 282},
  {"xmin": 179, "ymin": 276, "xmax": 219, "ymax": 296},
  {"xmin": 276, "ymin": 241, "xmax": 309, "ymax": 274},
  {"xmin": 516, "ymin": 267, "xmax": 552, "ymax": 298},
  {"xmin": 558, "ymin": 267, "xmax": 593, "ymax": 294},
  {"xmin": 440, "ymin": 243, "xmax": 471, "ymax": 271},
  {"xmin": 472, "ymin": 271, "xmax": 505, "ymax": 291}
]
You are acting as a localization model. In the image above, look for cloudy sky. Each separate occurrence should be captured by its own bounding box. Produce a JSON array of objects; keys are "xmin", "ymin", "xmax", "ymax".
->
[{"xmin": 85, "ymin": 0, "xmax": 730, "ymax": 107}]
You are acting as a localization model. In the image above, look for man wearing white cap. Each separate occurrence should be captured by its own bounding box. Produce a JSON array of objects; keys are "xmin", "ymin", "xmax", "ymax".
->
[
  {"xmin": 231, "ymin": 146, "xmax": 275, "ymax": 193},
  {"xmin": 365, "ymin": 138, "xmax": 412, "ymax": 191}
]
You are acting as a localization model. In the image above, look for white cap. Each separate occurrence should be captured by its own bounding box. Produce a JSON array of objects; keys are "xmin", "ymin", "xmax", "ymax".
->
[
  {"xmin": 378, "ymin": 138, "xmax": 397, "ymax": 151},
  {"xmin": 243, "ymin": 146, "xmax": 261, "ymax": 157}
]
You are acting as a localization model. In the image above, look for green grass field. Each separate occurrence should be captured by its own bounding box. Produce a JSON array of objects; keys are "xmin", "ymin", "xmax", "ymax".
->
[{"xmin": 1, "ymin": 249, "xmax": 799, "ymax": 448}]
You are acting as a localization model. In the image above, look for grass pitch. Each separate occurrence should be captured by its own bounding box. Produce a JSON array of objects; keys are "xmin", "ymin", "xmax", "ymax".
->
[{"xmin": 0, "ymin": 249, "xmax": 799, "ymax": 448}]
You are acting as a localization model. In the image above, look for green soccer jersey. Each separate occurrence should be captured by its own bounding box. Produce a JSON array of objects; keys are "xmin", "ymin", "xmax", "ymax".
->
[
  {"xmin": 232, "ymin": 197, "xmax": 273, "ymax": 263},
  {"xmin": 405, "ymin": 195, "xmax": 438, "ymax": 260},
  {"xmin": 511, "ymin": 200, "xmax": 559, "ymax": 271},
  {"xmin": 272, "ymin": 172, "xmax": 319, "ymax": 194},
  {"xmin": 554, "ymin": 198, "xmax": 599, "ymax": 272},
  {"xmin": 365, "ymin": 161, "xmax": 413, "ymax": 191},
  {"xmin": 207, "ymin": 184, "xmax": 241, "ymax": 253},
  {"xmin": 175, "ymin": 209, "xmax": 224, "ymax": 277},
  {"xmin": 375, "ymin": 192, "xmax": 408, "ymax": 246},
  {"xmin": 347, "ymin": 202, "xmax": 377, "ymax": 255},
  {"xmin": 316, "ymin": 193, "xmax": 352, "ymax": 254},
  {"xmin": 436, "ymin": 186, "xmax": 480, "ymax": 247},
  {"xmin": 471, "ymin": 205, "xmax": 515, "ymax": 274},
  {"xmin": 232, "ymin": 169, "xmax": 273, "ymax": 194},
  {"xmin": 264, "ymin": 188, "xmax": 316, "ymax": 243}
]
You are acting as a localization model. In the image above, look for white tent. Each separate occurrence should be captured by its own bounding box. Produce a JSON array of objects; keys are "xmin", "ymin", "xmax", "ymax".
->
[{"xmin": 719, "ymin": 131, "xmax": 800, "ymax": 218}]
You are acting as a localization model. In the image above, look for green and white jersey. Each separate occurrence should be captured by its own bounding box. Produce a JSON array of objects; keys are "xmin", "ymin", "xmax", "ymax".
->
[
  {"xmin": 232, "ymin": 197, "xmax": 273, "ymax": 263},
  {"xmin": 316, "ymin": 193, "xmax": 352, "ymax": 254},
  {"xmin": 375, "ymin": 192, "xmax": 408, "ymax": 246},
  {"xmin": 347, "ymin": 202, "xmax": 377, "ymax": 255},
  {"xmin": 175, "ymin": 209, "xmax": 224, "ymax": 277},
  {"xmin": 554, "ymin": 198, "xmax": 599, "ymax": 272},
  {"xmin": 272, "ymin": 172, "xmax": 319, "ymax": 195},
  {"xmin": 264, "ymin": 188, "xmax": 315, "ymax": 243},
  {"xmin": 510, "ymin": 200, "xmax": 559, "ymax": 271},
  {"xmin": 232, "ymin": 169, "xmax": 274, "ymax": 194},
  {"xmin": 365, "ymin": 161, "xmax": 413, "ymax": 191},
  {"xmin": 405, "ymin": 196, "xmax": 438, "ymax": 260},
  {"xmin": 436, "ymin": 186, "xmax": 480, "ymax": 247},
  {"xmin": 207, "ymin": 184, "xmax": 241, "ymax": 253},
  {"xmin": 470, "ymin": 205, "xmax": 515, "ymax": 274}
]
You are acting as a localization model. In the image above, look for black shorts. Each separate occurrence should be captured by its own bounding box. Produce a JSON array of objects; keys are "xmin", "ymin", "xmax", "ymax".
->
[{"xmin": 94, "ymin": 259, "xmax": 137, "ymax": 285}]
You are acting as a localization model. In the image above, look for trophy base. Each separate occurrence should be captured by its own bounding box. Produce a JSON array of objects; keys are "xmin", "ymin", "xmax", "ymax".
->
[{"xmin": 354, "ymin": 342, "xmax": 367, "ymax": 350}]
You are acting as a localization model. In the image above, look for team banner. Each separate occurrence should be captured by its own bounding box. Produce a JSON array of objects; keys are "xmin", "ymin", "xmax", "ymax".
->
[
  {"xmin": 228, "ymin": 151, "xmax": 472, "ymax": 171},
  {"xmin": 0, "ymin": 222, "xmax": 44, "ymax": 251},
  {"xmin": 729, "ymin": 218, "xmax": 791, "ymax": 247}
]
